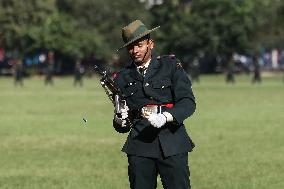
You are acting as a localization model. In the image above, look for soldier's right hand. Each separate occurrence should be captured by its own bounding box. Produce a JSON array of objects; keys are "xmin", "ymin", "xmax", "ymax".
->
[
  {"xmin": 114, "ymin": 105, "xmax": 129, "ymax": 126},
  {"xmin": 118, "ymin": 105, "xmax": 129, "ymax": 119}
]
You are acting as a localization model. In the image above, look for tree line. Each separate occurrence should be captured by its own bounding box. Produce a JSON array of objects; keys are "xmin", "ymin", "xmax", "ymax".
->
[{"xmin": 0, "ymin": 0, "xmax": 283, "ymax": 73}]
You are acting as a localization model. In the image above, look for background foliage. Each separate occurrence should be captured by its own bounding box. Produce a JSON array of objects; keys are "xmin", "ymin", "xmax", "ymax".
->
[{"xmin": 0, "ymin": 0, "xmax": 283, "ymax": 68}]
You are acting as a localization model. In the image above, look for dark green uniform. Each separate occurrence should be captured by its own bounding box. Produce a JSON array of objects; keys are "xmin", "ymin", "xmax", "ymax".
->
[{"xmin": 113, "ymin": 55, "xmax": 196, "ymax": 189}]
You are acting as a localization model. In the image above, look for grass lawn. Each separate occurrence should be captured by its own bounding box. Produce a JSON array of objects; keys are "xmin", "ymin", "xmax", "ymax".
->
[{"xmin": 0, "ymin": 74, "xmax": 283, "ymax": 189}]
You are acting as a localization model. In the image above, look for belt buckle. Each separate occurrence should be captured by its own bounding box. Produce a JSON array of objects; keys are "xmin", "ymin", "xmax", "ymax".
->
[{"xmin": 141, "ymin": 105, "xmax": 161, "ymax": 117}]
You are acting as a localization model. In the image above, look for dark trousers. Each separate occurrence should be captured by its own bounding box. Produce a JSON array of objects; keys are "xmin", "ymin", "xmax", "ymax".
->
[{"xmin": 128, "ymin": 153, "xmax": 190, "ymax": 189}]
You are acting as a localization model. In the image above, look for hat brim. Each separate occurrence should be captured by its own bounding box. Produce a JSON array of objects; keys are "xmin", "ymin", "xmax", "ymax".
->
[{"xmin": 117, "ymin": 26, "xmax": 160, "ymax": 51}]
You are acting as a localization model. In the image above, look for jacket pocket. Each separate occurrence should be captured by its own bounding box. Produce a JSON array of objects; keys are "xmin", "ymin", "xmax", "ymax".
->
[
  {"xmin": 123, "ymin": 82, "xmax": 138, "ymax": 97},
  {"xmin": 152, "ymin": 79, "xmax": 171, "ymax": 89},
  {"xmin": 150, "ymin": 79, "xmax": 173, "ymax": 101}
]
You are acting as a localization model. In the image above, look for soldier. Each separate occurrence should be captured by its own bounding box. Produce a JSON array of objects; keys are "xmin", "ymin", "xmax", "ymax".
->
[
  {"xmin": 13, "ymin": 59, "xmax": 24, "ymax": 87},
  {"xmin": 226, "ymin": 56, "xmax": 235, "ymax": 83},
  {"xmin": 190, "ymin": 55, "xmax": 200, "ymax": 83},
  {"xmin": 251, "ymin": 54, "xmax": 261, "ymax": 83},
  {"xmin": 44, "ymin": 51, "xmax": 55, "ymax": 86},
  {"xmin": 113, "ymin": 20, "xmax": 196, "ymax": 189},
  {"xmin": 74, "ymin": 59, "xmax": 84, "ymax": 87}
]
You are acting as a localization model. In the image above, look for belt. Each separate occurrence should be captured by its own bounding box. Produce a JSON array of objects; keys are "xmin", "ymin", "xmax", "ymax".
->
[
  {"xmin": 129, "ymin": 104, "xmax": 174, "ymax": 120},
  {"xmin": 141, "ymin": 103, "xmax": 174, "ymax": 117},
  {"xmin": 144, "ymin": 103, "xmax": 174, "ymax": 108}
]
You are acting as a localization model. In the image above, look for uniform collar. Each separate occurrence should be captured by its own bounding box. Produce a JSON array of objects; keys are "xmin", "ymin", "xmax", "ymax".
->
[
  {"xmin": 128, "ymin": 56, "xmax": 160, "ymax": 81},
  {"xmin": 144, "ymin": 56, "xmax": 160, "ymax": 80},
  {"xmin": 137, "ymin": 58, "xmax": 151, "ymax": 70}
]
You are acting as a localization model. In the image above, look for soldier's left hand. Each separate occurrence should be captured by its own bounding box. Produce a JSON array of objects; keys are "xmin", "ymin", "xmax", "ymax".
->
[{"xmin": 146, "ymin": 113, "xmax": 167, "ymax": 128}]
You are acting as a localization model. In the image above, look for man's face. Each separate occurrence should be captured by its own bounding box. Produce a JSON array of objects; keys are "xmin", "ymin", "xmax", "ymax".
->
[{"xmin": 126, "ymin": 37, "xmax": 154, "ymax": 66}]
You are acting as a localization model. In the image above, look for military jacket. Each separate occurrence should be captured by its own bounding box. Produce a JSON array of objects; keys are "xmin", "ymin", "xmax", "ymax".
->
[{"xmin": 113, "ymin": 55, "xmax": 196, "ymax": 158}]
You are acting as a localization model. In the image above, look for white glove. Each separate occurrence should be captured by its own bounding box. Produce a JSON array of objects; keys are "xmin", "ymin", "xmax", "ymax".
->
[
  {"xmin": 120, "ymin": 106, "xmax": 129, "ymax": 119},
  {"xmin": 114, "ymin": 105, "xmax": 129, "ymax": 127},
  {"xmin": 146, "ymin": 112, "xmax": 174, "ymax": 128},
  {"xmin": 146, "ymin": 113, "xmax": 167, "ymax": 128}
]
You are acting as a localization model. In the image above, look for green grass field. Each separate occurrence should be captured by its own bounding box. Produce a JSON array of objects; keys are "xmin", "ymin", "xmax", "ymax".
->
[{"xmin": 0, "ymin": 74, "xmax": 283, "ymax": 189}]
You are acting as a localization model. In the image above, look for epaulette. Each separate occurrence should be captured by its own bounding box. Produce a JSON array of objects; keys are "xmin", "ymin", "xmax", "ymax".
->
[
  {"xmin": 112, "ymin": 71, "xmax": 119, "ymax": 79},
  {"xmin": 112, "ymin": 66, "xmax": 131, "ymax": 81},
  {"xmin": 157, "ymin": 54, "xmax": 183, "ymax": 68}
]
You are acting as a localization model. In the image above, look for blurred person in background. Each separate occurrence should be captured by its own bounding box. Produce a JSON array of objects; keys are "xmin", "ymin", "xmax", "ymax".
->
[
  {"xmin": 189, "ymin": 54, "xmax": 201, "ymax": 83},
  {"xmin": 280, "ymin": 50, "xmax": 284, "ymax": 83},
  {"xmin": 251, "ymin": 53, "xmax": 261, "ymax": 83},
  {"xmin": 113, "ymin": 20, "xmax": 196, "ymax": 189},
  {"xmin": 226, "ymin": 56, "xmax": 235, "ymax": 83},
  {"xmin": 73, "ymin": 59, "xmax": 84, "ymax": 87},
  {"xmin": 13, "ymin": 59, "xmax": 24, "ymax": 87},
  {"xmin": 44, "ymin": 51, "xmax": 55, "ymax": 86}
]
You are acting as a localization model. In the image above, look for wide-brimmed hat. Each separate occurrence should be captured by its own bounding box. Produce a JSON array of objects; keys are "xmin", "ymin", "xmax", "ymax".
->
[{"xmin": 117, "ymin": 20, "xmax": 160, "ymax": 51}]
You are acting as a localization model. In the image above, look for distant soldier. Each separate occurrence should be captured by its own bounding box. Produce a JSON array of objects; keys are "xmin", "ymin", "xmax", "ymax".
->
[
  {"xmin": 45, "ymin": 51, "xmax": 55, "ymax": 86},
  {"xmin": 226, "ymin": 57, "xmax": 235, "ymax": 83},
  {"xmin": 74, "ymin": 59, "xmax": 84, "ymax": 87},
  {"xmin": 280, "ymin": 50, "xmax": 284, "ymax": 83},
  {"xmin": 13, "ymin": 59, "xmax": 24, "ymax": 87},
  {"xmin": 252, "ymin": 54, "xmax": 261, "ymax": 83},
  {"xmin": 190, "ymin": 56, "xmax": 200, "ymax": 83}
]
